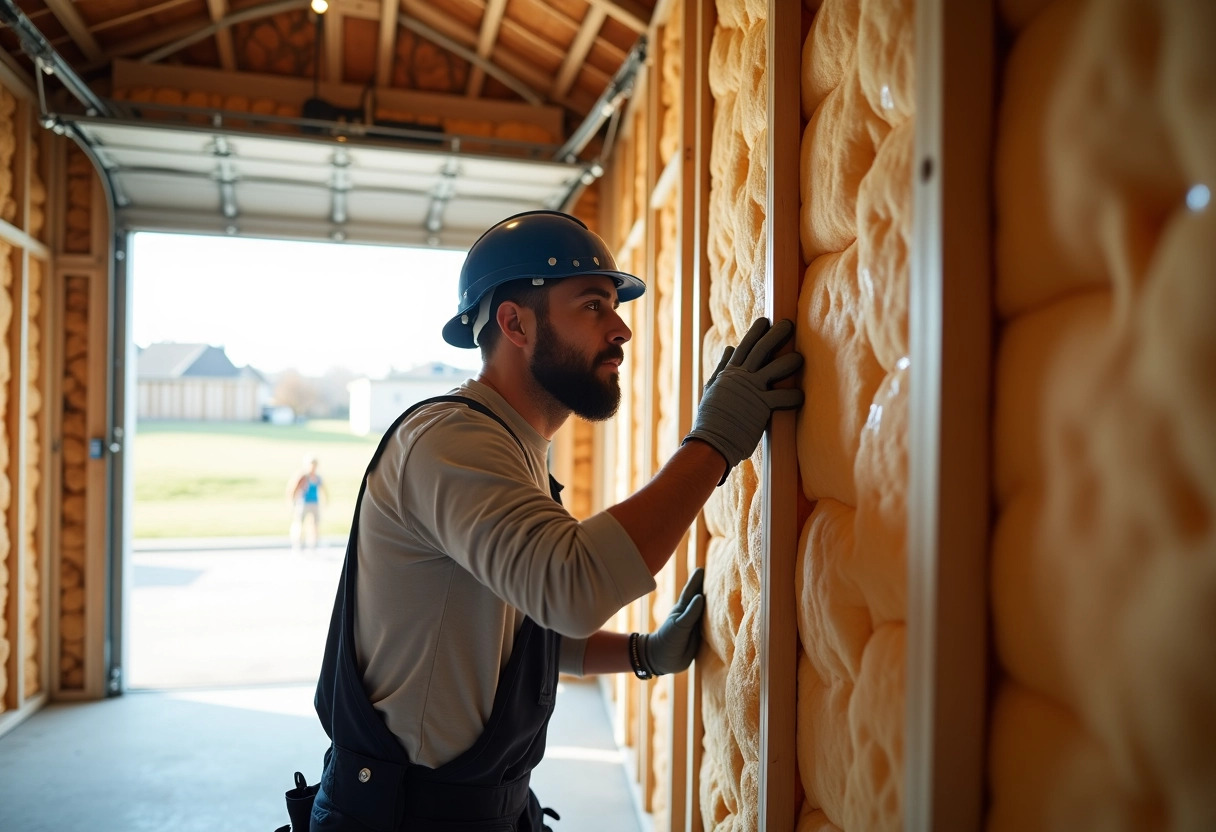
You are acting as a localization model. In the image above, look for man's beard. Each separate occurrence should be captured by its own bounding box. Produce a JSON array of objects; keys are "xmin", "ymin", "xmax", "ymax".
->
[{"xmin": 531, "ymin": 316, "xmax": 623, "ymax": 421}]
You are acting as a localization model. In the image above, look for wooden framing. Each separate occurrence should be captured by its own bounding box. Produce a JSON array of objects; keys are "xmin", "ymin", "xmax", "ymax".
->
[
  {"xmin": 376, "ymin": 0, "xmax": 399, "ymax": 89},
  {"xmin": 5, "ymin": 239, "xmax": 30, "ymax": 715},
  {"xmin": 109, "ymin": 60, "xmax": 566, "ymax": 140},
  {"xmin": 0, "ymin": 82, "xmax": 54, "ymax": 739},
  {"xmin": 41, "ymin": 0, "xmax": 103, "ymax": 62},
  {"xmin": 553, "ymin": 6, "xmax": 607, "ymax": 101},
  {"xmin": 204, "ymin": 0, "xmax": 237, "ymax": 72},
  {"xmin": 906, "ymin": 1, "xmax": 994, "ymax": 830},
  {"xmin": 395, "ymin": 0, "xmax": 603, "ymax": 108},
  {"xmin": 681, "ymin": 4, "xmax": 715, "ymax": 828},
  {"xmin": 635, "ymin": 20, "xmax": 662, "ymax": 809},
  {"xmin": 606, "ymin": 62, "xmax": 642, "ymax": 769},
  {"xmin": 757, "ymin": 1, "xmax": 802, "ymax": 829},
  {"xmin": 589, "ymin": 0, "xmax": 651, "ymax": 33},
  {"xmin": 324, "ymin": 6, "xmax": 345, "ymax": 86},
  {"xmin": 43, "ymin": 137, "xmax": 114, "ymax": 702},
  {"xmin": 660, "ymin": 0, "xmax": 709, "ymax": 825}
]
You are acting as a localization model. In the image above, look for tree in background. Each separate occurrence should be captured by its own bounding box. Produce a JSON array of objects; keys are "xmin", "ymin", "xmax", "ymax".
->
[
  {"xmin": 317, "ymin": 367, "xmax": 358, "ymax": 418},
  {"xmin": 273, "ymin": 369, "xmax": 324, "ymax": 417},
  {"xmin": 272, "ymin": 366, "xmax": 358, "ymax": 418}
]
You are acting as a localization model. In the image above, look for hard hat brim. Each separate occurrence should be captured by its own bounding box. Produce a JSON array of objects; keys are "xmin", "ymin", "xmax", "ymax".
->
[{"xmin": 442, "ymin": 270, "xmax": 646, "ymax": 348}]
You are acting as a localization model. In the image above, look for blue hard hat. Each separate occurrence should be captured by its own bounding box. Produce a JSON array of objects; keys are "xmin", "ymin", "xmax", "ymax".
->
[{"xmin": 443, "ymin": 210, "xmax": 645, "ymax": 348}]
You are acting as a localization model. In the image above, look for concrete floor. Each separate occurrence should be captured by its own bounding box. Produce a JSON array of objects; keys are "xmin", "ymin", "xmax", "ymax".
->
[{"xmin": 0, "ymin": 540, "xmax": 648, "ymax": 832}]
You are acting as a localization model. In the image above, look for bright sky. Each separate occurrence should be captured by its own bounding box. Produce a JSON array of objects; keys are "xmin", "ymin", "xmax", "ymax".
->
[{"xmin": 132, "ymin": 232, "xmax": 481, "ymax": 378}]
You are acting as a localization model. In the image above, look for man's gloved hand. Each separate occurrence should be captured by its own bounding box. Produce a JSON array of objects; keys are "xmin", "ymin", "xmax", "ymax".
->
[
  {"xmin": 637, "ymin": 568, "xmax": 706, "ymax": 677},
  {"xmin": 685, "ymin": 317, "xmax": 804, "ymax": 482}
]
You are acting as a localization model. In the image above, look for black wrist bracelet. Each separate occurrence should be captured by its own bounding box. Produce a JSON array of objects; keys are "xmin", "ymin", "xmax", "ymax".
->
[{"xmin": 628, "ymin": 632, "xmax": 654, "ymax": 680}]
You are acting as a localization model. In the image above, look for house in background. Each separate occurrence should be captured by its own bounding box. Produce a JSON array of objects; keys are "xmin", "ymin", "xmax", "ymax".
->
[
  {"xmin": 137, "ymin": 342, "xmax": 270, "ymax": 421},
  {"xmin": 348, "ymin": 362, "xmax": 470, "ymax": 436}
]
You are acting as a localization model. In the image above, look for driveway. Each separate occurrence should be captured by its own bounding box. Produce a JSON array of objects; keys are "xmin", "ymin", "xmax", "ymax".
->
[{"xmin": 129, "ymin": 538, "xmax": 345, "ymax": 689}]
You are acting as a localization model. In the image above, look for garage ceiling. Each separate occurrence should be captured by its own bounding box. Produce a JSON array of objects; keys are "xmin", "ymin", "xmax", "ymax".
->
[{"xmin": 0, "ymin": 0, "xmax": 660, "ymax": 247}]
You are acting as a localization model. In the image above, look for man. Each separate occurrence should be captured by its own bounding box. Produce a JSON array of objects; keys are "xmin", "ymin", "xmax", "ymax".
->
[
  {"xmin": 307, "ymin": 210, "xmax": 803, "ymax": 831},
  {"xmin": 289, "ymin": 455, "xmax": 328, "ymax": 550}
]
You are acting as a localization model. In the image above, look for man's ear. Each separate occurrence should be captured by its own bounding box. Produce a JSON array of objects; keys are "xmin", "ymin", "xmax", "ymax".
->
[{"xmin": 496, "ymin": 301, "xmax": 532, "ymax": 348}]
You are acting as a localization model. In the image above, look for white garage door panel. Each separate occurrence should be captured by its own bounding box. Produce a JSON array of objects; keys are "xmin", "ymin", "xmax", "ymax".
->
[
  {"xmin": 117, "ymin": 172, "xmax": 222, "ymax": 211},
  {"xmin": 454, "ymin": 177, "xmax": 571, "ymax": 202},
  {"xmin": 89, "ymin": 122, "xmax": 210, "ymax": 154},
  {"xmin": 95, "ymin": 146, "xmax": 220, "ymax": 176},
  {"xmin": 350, "ymin": 145, "xmax": 457, "ymax": 173},
  {"xmin": 67, "ymin": 116, "xmax": 590, "ymax": 248},
  {"xmin": 236, "ymin": 181, "xmax": 332, "ymax": 218},
  {"xmin": 346, "ymin": 191, "xmax": 441, "ymax": 223},
  {"xmin": 345, "ymin": 167, "xmax": 445, "ymax": 194},
  {"xmin": 231, "ymin": 157, "xmax": 336, "ymax": 186}
]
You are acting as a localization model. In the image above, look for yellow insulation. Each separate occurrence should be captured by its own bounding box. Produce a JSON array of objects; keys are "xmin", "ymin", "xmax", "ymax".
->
[
  {"xmin": 989, "ymin": 0, "xmax": 1216, "ymax": 829},
  {"xmin": 795, "ymin": 0, "xmax": 912, "ymax": 829},
  {"xmin": 698, "ymin": 0, "xmax": 772, "ymax": 826}
]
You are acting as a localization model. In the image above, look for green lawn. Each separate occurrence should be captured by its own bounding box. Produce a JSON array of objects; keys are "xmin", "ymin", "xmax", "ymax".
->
[{"xmin": 132, "ymin": 419, "xmax": 380, "ymax": 539}]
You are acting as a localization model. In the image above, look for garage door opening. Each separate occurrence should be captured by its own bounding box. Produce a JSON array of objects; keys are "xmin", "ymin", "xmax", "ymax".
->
[{"xmin": 124, "ymin": 231, "xmax": 477, "ymax": 690}]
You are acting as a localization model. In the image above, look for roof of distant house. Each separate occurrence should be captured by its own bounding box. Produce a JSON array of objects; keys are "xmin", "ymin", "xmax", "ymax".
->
[
  {"xmin": 137, "ymin": 342, "xmax": 264, "ymax": 381},
  {"xmin": 383, "ymin": 362, "xmax": 470, "ymax": 382}
]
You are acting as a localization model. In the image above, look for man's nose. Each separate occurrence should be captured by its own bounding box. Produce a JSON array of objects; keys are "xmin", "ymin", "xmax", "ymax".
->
[{"xmin": 609, "ymin": 309, "xmax": 632, "ymax": 344}]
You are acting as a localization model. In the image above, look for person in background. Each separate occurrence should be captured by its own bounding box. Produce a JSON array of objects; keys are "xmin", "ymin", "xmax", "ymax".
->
[
  {"xmin": 289, "ymin": 455, "xmax": 328, "ymax": 550},
  {"xmin": 305, "ymin": 210, "xmax": 804, "ymax": 831}
]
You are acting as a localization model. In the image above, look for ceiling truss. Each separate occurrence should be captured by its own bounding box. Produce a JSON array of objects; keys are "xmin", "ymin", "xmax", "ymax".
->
[{"xmin": 2, "ymin": 0, "xmax": 657, "ymax": 246}]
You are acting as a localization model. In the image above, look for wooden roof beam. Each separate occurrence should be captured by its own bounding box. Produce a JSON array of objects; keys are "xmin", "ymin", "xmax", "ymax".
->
[
  {"xmin": 335, "ymin": 0, "xmax": 381, "ymax": 18},
  {"xmin": 553, "ymin": 6, "xmax": 605, "ymax": 101},
  {"xmin": 111, "ymin": 58, "xmax": 564, "ymax": 135},
  {"xmin": 324, "ymin": 7, "xmax": 344, "ymax": 84},
  {"xmin": 95, "ymin": 0, "xmax": 309, "ymax": 67},
  {"xmin": 399, "ymin": 0, "xmax": 550, "ymax": 105},
  {"xmin": 465, "ymin": 0, "xmax": 507, "ymax": 98},
  {"xmin": 41, "ymin": 0, "xmax": 103, "ymax": 61},
  {"xmin": 402, "ymin": 0, "xmax": 611, "ymax": 90},
  {"xmin": 588, "ymin": 0, "xmax": 649, "ymax": 33},
  {"xmin": 205, "ymin": 0, "xmax": 237, "ymax": 71},
  {"xmin": 88, "ymin": 0, "xmax": 194, "ymax": 35},
  {"xmin": 376, "ymin": 0, "xmax": 398, "ymax": 86}
]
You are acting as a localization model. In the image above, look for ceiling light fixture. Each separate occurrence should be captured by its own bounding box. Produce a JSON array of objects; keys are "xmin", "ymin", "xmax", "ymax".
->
[{"xmin": 310, "ymin": 0, "xmax": 329, "ymax": 14}]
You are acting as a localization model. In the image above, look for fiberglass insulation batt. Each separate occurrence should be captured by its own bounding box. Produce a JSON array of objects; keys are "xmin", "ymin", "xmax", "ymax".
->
[
  {"xmin": 795, "ymin": 0, "xmax": 912, "ymax": 829},
  {"xmin": 989, "ymin": 0, "xmax": 1216, "ymax": 829},
  {"xmin": 0, "ymin": 84, "xmax": 46, "ymax": 709},
  {"xmin": 697, "ymin": 1, "xmax": 775, "ymax": 828},
  {"xmin": 690, "ymin": 0, "xmax": 1212, "ymax": 828},
  {"xmin": 698, "ymin": 0, "xmax": 912, "ymax": 829}
]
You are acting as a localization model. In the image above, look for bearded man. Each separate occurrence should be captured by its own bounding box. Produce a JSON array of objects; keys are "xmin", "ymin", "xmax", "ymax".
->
[{"xmin": 305, "ymin": 211, "xmax": 803, "ymax": 831}]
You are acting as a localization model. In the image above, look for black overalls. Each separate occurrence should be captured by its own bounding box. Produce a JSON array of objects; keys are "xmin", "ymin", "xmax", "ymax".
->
[{"xmin": 310, "ymin": 396, "xmax": 563, "ymax": 831}]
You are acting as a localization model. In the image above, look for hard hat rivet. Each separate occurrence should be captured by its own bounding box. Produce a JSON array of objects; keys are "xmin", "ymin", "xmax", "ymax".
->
[
  {"xmin": 593, "ymin": 257, "xmax": 600, "ymax": 266},
  {"xmin": 573, "ymin": 259, "xmax": 580, "ymax": 267},
  {"xmin": 548, "ymin": 257, "xmax": 557, "ymax": 266},
  {"xmin": 461, "ymin": 314, "xmax": 469, "ymax": 324}
]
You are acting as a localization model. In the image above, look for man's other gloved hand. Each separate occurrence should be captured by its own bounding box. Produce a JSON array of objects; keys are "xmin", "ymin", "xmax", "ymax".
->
[
  {"xmin": 684, "ymin": 317, "xmax": 804, "ymax": 482},
  {"xmin": 637, "ymin": 568, "xmax": 706, "ymax": 677}
]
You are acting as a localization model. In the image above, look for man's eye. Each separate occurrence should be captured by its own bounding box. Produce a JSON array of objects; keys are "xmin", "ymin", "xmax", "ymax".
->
[{"xmin": 587, "ymin": 301, "xmax": 601, "ymax": 310}]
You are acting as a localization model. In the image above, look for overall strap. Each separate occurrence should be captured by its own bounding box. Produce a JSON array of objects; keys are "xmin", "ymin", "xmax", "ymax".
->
[{"xmin": 314, "ymin": 394, "xmax": 530, "ymax": 758}]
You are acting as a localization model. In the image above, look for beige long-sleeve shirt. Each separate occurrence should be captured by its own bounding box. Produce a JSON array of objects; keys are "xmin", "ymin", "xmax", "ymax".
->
[{"xmin": 353, "ymin": 380, "xmax": 655, "ymax": 768}]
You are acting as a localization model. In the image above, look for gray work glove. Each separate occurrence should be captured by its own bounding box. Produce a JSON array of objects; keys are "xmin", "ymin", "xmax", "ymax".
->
[
  {"xmin": 684, "ymin": 317, "xmax": 804, "ymax": 482},
  {"xmin": 637, "ymin": 568, "xmax": 706, "ymax": 676}
]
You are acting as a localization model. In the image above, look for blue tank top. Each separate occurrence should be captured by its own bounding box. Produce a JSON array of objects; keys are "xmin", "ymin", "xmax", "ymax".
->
[{"xmin": 302, "ymin": 476, "xmax": 321, "ymax": 503}]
